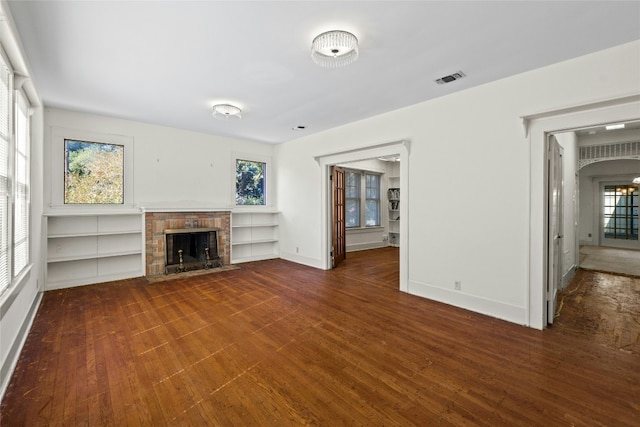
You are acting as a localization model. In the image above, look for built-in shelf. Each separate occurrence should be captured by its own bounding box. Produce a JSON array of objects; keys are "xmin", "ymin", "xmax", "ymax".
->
[
  {"xmin": 48, "ymin": 230, "xmax": 141, "ymax": 238},
  {"xmin": 45, "ymin": 212, "xmax": 145, "ymax": 289},
  {"xmin": 388, "ymin": 177, "xmax": 400, "ymax": 247},
  {"xmin": 231, "ymin": 211, "xmax": 279, "ymax": 263},
  {"xmin": 232, "ymin": 223, "xmax": 278, "ymax": 228}
]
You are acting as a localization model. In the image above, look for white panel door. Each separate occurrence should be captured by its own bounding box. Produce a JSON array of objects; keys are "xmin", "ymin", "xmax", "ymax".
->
[{"xmin": 547, "ymin": 136, "xmax": 564, "ymax": 325}]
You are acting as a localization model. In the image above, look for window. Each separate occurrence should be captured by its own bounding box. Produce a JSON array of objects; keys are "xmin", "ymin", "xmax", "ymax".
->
[
  {"xmin": 13, "ymin": 90, "xmax": 29, "ymax": 274},
  {"xmin": 0, "ymin": 49, "xmax": 31, "ymax": 295},
  {"xmin": 346, "ymin": 171, "xmax": 360, "ymax": 227},
  {"xmin": 64, "ymin": 140, "xmax": 124, "ymax": 204},
  {"xmin": 345, "ymin": 170, "xmax": 380, "ymax": 228},
  {"xmin": 365, "ymin": 174, "xmax": 380, "ymax": 226},
  {"xmin": 0, "ymin": 52, "xmax": 10, "ymax": 294},
  {"xmin": 603, "ymin": 184, "xmax": 638, "ymax": 240},
  {"xmin": 236, "ymin": 159, "xmax": 265, "ymax": 205}
]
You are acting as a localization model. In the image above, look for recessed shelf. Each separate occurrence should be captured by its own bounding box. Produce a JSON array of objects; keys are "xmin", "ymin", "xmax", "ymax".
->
[
  {"xmin": 48, "ymin": 249, "xmax": 143, "ymax": 263},
  {"xmin": 388, "ymin": 184, "xmax": 400, "ymax": 248},
  {"xmin": 46, "ymin": 213, "xmax": 145, "ymax": 289},
  {"xmin": 48, "ymin": 230, "xmax": 142, "ymax": 239},
  {"xmin": 231, "ymin": 211, "xmax": 279, "ymax": 263}
]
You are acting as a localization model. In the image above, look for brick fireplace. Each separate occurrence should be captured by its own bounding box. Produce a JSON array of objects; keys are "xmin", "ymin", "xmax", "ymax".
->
[{"xmin": 145, "ymin": 211, "xmax": 231, "ymax": 276}]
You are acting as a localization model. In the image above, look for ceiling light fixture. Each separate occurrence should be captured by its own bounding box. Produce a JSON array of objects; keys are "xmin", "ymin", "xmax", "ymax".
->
[
  {"xmin": 311, "ymin": 30, "xmax": 359, "ymax": 68},
  {"xmin": 212, "ymin": 104, "xmax": 242, "ymax": 120},
  {"xmin": 605, "ymin": 123, "xmax": 625, "ymax": 130},
  {"xmin": 633, "ymin": 177, "xmax": 640, "ymax": 184}
]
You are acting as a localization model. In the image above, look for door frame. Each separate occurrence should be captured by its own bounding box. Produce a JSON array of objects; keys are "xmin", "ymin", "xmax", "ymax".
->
[
  {"xmin": 315, "ymin": 140, "xmax": 410, "ymax": 292},
  {"xmin": 524, "ymin": 94, "xmax": 640, "ymax": 329}
]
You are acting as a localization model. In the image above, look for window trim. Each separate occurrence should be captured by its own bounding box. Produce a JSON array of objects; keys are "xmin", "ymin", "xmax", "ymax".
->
[
  {"xmin": 0, "ymin": 47, "xmax": 12, "ymax": 296},
  {"xmin": 63, "ymin": 139, "xmax": 125, "ymax": 205},
  {"xmin": 50, "ymin": 127, "xmax": 134, "ymax": 210},
  {"xmin": 231, "ymin": 152, "xmax": 272, "ymax": 209}
]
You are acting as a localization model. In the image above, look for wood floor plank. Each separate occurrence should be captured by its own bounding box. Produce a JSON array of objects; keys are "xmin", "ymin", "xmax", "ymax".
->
[{"xmin": 2, "ymin": 248, "xmax": 639, "ymax": 426}]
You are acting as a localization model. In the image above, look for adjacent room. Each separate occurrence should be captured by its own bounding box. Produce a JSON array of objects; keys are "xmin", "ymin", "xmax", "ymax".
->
[{"xmin": 0, "ymin": 1, "xmax": 639, "ymax": 425}]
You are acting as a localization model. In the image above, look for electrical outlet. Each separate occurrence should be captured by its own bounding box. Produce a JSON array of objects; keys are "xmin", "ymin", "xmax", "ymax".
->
[
  {"xmin": 454, "ymin": 280, "xmax": 462, "ymax": 291},
  {"xmin": 296, "ymin": 246, "xmax": 299, "ymax": 254},
  {"xmin": 382, "ymin": 235, "xmax": 388, "ymax": 241}
]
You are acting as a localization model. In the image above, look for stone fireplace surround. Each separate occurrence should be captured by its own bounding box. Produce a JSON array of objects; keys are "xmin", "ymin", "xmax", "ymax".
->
[{"xmin": 145, "ymin": 211, "xmax": 231, "ymax": 276}]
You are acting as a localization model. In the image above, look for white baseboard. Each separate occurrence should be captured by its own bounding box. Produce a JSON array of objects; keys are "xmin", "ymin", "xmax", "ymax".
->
[
  {"xmin": 279, "ymin": 252, "xmax": 324, "ymax": 269},
  {"xmin": 407, "ymin": 279, "xmax": 528, "ymax": 326},
  {"xmin": 562, "ymin": 265, "xmax": 577, "ymax": 289}
]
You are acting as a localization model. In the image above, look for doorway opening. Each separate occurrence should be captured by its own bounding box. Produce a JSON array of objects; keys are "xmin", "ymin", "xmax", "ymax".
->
[
  {"xmin": 315, "ymin": 140, "xmax": 410, "ymax": 293},
  {"xmin": 524, "ymin": 94, "xmax": 640, "ymax": 329},
  {"xmin": 544, "ymin": 116, "xmax": 640, "ymax": 328}
]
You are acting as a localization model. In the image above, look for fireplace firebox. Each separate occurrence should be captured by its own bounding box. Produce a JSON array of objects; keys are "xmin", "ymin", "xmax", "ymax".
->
[{"xmin": 164, "ymin": 228, "xmax": 221, "ymax": 274}]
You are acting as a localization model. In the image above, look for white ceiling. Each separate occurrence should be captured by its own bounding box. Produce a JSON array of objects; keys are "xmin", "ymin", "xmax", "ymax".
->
[{"xmin": 7, "ymin": 1, "xmax": 640, "ymax": 144}]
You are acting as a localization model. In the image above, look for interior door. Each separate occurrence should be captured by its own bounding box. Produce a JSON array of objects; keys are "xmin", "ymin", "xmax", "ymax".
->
[
  {"xmin": 332, "ymin": 166, "xmax": 346, "ymax": 268},
  {"xmin": 547, "ymin": 135, "xmax": 564, "ymax": 325}
]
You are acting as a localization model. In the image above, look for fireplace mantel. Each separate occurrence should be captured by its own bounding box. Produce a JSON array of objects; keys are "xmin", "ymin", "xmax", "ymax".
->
[{"xmin": 141, "ymin": 204, "xmax": 232, "ymax": 213}]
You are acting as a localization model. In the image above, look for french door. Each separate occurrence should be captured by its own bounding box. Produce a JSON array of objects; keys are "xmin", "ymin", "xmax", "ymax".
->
[{"xmin": 332, "ymin": 166, "xmax": 346, "ymax": 268}]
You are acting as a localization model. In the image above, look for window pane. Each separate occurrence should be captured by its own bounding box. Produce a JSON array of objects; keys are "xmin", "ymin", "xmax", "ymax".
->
[
  {"xmin": 365, "ymin": 174, "xmax": 380, "ymax": 226},
  {"xmin": 346, "ymin": 200, "xmax": 360, "ymax": 227},
  {"xmin": 64, "ymin": 140, "xmax": 124, "ymax": 204},
  {"xmin": 366, "ymin": 200, "xmax": 379, "ymax": 226},
  {"xmin": 14, "ymin": 91, "xmax": 29, "ymax": 274},
  {"xmin": 236, "ymin": 159, "xmax": 265, "ymax": 205},
  {"xmin": 0, "ymin": 56, "xmax": 9, "ymax": 293},
  {"xmin": 603, "ymin": 185, "xmax": 639, "ymax": 240},
  {"xmin": 345, "ymin": 172, "xmax": 360, "ymax": 198}
]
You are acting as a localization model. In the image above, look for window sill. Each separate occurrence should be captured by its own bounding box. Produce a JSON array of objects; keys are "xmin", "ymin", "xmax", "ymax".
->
[{"xmin": 346, "ymin": 226, "xmax": 384, "ymax": 234}]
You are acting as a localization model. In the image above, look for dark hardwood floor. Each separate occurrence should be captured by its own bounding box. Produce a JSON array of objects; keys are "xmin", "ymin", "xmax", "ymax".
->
[{"xmin": 1, "ymin": 247, "xmax": 638, "ymax": 426}]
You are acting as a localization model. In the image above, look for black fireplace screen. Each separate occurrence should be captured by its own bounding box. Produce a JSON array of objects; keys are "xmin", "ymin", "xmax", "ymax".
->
[{"xmin": 165, "ymin": 228, "xmax": 221, "ymax": 273}]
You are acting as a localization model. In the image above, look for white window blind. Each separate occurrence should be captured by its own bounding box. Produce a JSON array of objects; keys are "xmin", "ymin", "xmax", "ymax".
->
[
  {"xmin": 0, "ymin": 54, "xmax": 10, "ymax": 293},
  {"xmin": 14, "ymin": 90, "xmax": 29, "ymax": 274}
]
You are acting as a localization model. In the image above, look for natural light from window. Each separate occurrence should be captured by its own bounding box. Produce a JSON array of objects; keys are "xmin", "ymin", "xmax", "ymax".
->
[
  {"xmin": 64, "ymin": 140, "xmax": 124, "ymax": 204},
  {"xmin": 236, "ymin": 159, "xmax": 265, "ymax": 205}
]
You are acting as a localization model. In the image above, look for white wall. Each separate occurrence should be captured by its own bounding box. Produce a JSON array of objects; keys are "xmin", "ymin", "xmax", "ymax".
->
[
  {"xmin": 276, "ymin": 40, "xmax": 640, "ymax": 327},
  {"xmin": 43, "ymin": 109, "xmax": 277, "ymax": 211}
]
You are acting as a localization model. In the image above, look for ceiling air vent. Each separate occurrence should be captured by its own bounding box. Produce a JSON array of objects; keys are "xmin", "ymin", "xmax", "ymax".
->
[{"xmin": 435, "ymin": 71, "xmax": 466, "ymax": 85}]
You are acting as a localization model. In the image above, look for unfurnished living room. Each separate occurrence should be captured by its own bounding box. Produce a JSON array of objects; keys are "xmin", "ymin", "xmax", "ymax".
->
[{"xmin": 0, "ymin": 1, "xmax": 639, "ymax": 426}]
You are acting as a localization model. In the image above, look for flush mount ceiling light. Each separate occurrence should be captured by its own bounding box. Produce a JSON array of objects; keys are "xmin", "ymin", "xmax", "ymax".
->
[
  {"xmin": 212, "ymin": 104, "xmax": 242, "ymax": 120},
  {"xmin": 311, "ymin": 30, "xmax": 359, "ymax": 68}
]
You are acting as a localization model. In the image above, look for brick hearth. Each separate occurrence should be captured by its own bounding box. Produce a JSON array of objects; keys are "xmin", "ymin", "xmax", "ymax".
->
[{"xmin": 145, "ymin": 211, "xmax": 231, "ymax": 276}]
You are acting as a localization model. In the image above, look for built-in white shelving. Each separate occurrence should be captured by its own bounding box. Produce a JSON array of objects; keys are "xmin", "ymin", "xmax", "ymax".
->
[
  {"xmin": 45, "ymin": 212, "xmax": 145, "ymax": 289},
  {"xmin": 231, "ymin": 211, "xmax": 279, "ymax": 263},
  {"xmin": 388, "ymin": 177, "xmax": 400, "ymax": 247}
]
